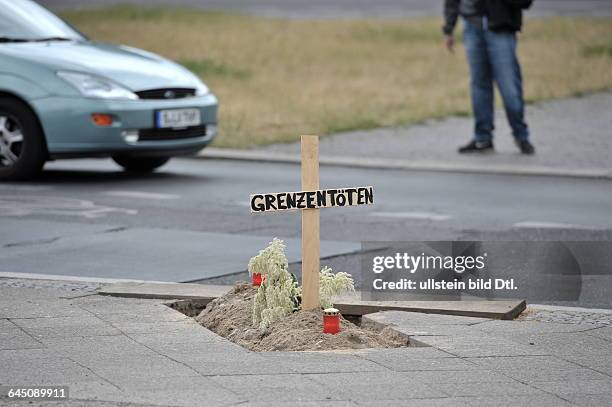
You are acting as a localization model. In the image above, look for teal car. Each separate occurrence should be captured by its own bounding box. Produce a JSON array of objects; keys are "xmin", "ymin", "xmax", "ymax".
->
[{"xmin": 0, "ymin": 0, "xmax": 218, "ymax": 180}]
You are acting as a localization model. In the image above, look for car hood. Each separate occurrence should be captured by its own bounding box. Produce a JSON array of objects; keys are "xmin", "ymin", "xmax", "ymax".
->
[{"xmin": 1, "ymin": 41, "xmax": 202, "ymax": 91}]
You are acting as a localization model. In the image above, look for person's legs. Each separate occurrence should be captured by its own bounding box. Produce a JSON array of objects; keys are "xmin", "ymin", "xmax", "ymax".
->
[
  {"xmin": 485, "ymin": 30, "xmax": 530, "ymax": 141},
  {"xmin": 463, "ymin": 19, "xmax": 495, "ymax": 142}
]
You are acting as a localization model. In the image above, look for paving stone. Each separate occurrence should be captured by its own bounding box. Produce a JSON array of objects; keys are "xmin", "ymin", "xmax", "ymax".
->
[
  {"xmin": 434, "ymin": 381, "xmax": 545, "ymax": 397},
  {"xmin": 109, "ymin": 320, "xmax": 201, "ymax": 335},
  {"xmin": 530, "ymin": 379, "xmax": 612, "ymax": 396},
  {"xmin": 170, "ymin": 351, "xmax": 297, "ymax": 376},
  {"xmin": 0, "ymin": 348, "xmax": 61, "ymax": 362},
  {"xmin": 466, "ymin": 356, "xmax": 610, "ymax": 382},
  {"xmin": 0, "ymin": 299, "xmax": 91, "ymax": 319},
  {"xmin": 258, "ymin": 351, "xmax": 387, "ymax": 374},
  {"xmin": 64, "ymin": 381, "xmax": 132, "ymax": 404},
  {"xmin": 245, "ymin": 401, "xmax": 358, "ymax": 407},
  {"xmin": 390, "ymin": 324, "xmax": 481, "ymax": 337},
  {"xmin": 475, "ymin": 319, "xmax": 605, "ymax": 334},
  {"xmin": 0, "ymin": 401, "xmax": 158, "ymax": 407},
  {"xmin": 504, "ymin": 332, "xmax": 612, "ymax": 356},
  {"xmin": 9, "ymin": 316, "xmax": 122, "ymax": 340},
  {"xmin": 412, "ymin": 335, "xmax": 551, "ymax": 357},
  {"xmin": 10, "ymin": 316, "xmax": 111, "ymax": 329},
  {"xmin": 307, "ymin": 371, "xmax": 447, "ymax": 401},
  {"xmin": 209, "ymin": 373, "xmax": 336, "ymax": 402},
  {"xmin": 127, "ymin": 387, "xmax": 246, "ymax": 407},
  {"xmin": 72, "ymin": 296, "xmax": 174, "ymax": 317},
  {"xmin": 402, "ymin": 370, "xmax": 515, "ymax": 384},
  {"xmin": 358, "ymin": 352, "xmax": 483, "ymax": 372},
  {"xmin": 0, "ymin": 324, "xmax": 44, "ymax": 350},
  {"xmin": 80, "ymin": 354, "xmax": 199, "ymax": 381},
  {"xmin": 354, "ymin": 398, "xmax": 468, "ymax": 407},
  {"xmin": 521, "ymin": 309, "xmax": 612, "ymax": 326},
  {"xmin": 0, "ymin": 356, "xmax": 102, "ymax": 385},
  {"xmin": 41, "ymin": 335, "xmax": 158, "ymax": 357},
  {"xmin": 74, "ymin": 303, "xmax": 190, "ymax": 324},
  {"xmin": 355, "ymin": 347, "xmax": 455, "ymax": 360},
  {"xmin": 466, "ymin": 355, "xmax": 589, "ymax": 370},
  {"xmin": 585, "ymin": 326, "xmax": 612, "ymax": 341},
  {"xmin": 127, "ymin": 327, "xmax": 227, "ymax": 346},
  {"xmin": 127, "ymin": 338, "xmax": 239, "ymax": 363},
  {"xmin": 364, "ymin": 311, "xmax": 490, "ymax": 327},
  {"xmin": 444, "ymin": 394, "xmax": 573, "ymax": 406},
  {"xmin": 557, "ymin": 353, "xmax": 612, "ymax": 376},
  {"xmin": 0, "ymin": 277, "xmax": 100, "ymax": 295},
  {"xmin": 562, "ymin": 393, "xmax": 612, "ymax": 407}
]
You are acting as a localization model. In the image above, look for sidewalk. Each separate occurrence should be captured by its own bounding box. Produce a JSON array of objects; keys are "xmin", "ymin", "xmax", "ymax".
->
[
  {"xmin": 2, "ymin": 277, "xmax": 611, "ymax": 406},
  {"xmin": 201, "ymin": 92, "xmax": 612, "ymax": 179}
]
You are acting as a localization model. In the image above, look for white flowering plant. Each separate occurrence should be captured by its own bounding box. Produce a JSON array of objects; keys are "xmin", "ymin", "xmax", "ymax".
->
[
  {"xmin": 251, "ymin": 239, "xmax": 300, "ymax": 329},
  {"xmin": 250, "ymin": 238, "xmax": 355, "ymax": 329},
  {"xmin": 319, "ymin": 266, "xmax": 355, "ymax": 309}
]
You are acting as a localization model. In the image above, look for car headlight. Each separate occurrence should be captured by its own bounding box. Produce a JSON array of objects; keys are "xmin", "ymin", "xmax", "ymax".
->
[
  {"xmin": 57, "ymin": 71, "xmax": 138, "ymax": 100},
  {"xmin": 195, "ymin": 81, "xmax": 210, "ymax": 96}
]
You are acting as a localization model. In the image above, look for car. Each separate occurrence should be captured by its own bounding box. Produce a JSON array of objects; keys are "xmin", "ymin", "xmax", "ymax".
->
[{"xmin": 0, "ymin": 0, "xmax": 218, "ymax": 180}]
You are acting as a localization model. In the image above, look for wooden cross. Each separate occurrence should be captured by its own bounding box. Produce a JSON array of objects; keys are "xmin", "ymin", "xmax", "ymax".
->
[{"xmin": 250, "ymin": 135, "xmax": 374, "ymax": 310}]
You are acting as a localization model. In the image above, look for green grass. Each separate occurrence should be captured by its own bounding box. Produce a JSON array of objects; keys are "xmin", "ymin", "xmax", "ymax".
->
[
  {"xmin": 61, "ymin": 6, "xmax": 612, "ymax": 148},
  {"xmin": 583, "ymin": 43, "xmax": 612, "ymax": 58}
]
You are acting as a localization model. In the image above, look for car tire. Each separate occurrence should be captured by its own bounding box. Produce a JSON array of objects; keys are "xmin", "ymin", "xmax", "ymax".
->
[
  {"xmin": 0, "ymin": 98, "xmax": 47, "ymax": 181},
  {"xmin": 112, "ymin": 155, "xmax": 171, "ymax": 173}
]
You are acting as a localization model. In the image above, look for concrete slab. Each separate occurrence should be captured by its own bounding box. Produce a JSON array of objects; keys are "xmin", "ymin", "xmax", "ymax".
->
[
  {"xmin": 98, "ymin": 282, "xmax": 231, "ymax": 301},
  {"xmin": 259, "ymin": 351, "xmax": 387, "ymax": 374},
  {"xmin": 0, "ymin": 228, "xmax": 359, "ymax": 282},
  {"xmin": 306, "ymin": 371, "xmax": 447, "ymax": 401},
  {"xmin": 209, "ymin": 373, "xmax": 336, "ymax": 403},
  {"xmin": 335, "ymin": 294, "xmax": 526, "ymax": 319}
]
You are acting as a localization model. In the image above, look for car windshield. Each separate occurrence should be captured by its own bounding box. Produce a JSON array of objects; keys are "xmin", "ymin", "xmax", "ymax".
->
[{"xmin": 0, "ymin": 0, "xmax": 85, "ymax": 42}]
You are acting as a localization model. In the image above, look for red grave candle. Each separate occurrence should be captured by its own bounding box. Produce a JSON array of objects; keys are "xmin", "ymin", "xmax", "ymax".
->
[
  {"xmin": 252, "ymin": 273, "xmax": 263, "ymax": 287},
  {"xmin": 323, "ymin": 308, "xmax": 341, "ymax": 334}
]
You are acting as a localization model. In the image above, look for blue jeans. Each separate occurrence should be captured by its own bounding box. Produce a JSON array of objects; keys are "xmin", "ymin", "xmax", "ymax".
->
[{"xmin": 463, "ymin": 19, "xmax": 529, "ymax": 142}]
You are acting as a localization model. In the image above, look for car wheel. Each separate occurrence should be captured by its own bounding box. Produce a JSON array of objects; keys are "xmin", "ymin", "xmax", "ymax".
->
[
  {"xmin": 0, "ymin": 98, "xmax": 47, "ymax": 181},
  {"xmin": 112, "ymin": 155, "xmax": 171, "ymax": 173}
]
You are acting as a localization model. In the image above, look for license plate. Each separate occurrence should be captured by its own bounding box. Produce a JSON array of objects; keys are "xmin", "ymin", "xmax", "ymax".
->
[{"xmin": 155, "ymin": 108, "xmax": 201, "ymax": 128}]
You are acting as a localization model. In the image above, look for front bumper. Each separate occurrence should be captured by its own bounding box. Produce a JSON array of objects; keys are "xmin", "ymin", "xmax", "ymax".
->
[{"xmin": 30, "ymin": 93, "xmax": 218, "ymax": 158}]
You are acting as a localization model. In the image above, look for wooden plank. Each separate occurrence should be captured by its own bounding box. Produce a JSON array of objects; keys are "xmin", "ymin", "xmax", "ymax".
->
[
  {"xmin": 97, "ymin": 282, "xmax": 526, "ymax": 320},
  {"xmin": 301, "ymin": 135, "xmax": 320, "ymax": 310}
]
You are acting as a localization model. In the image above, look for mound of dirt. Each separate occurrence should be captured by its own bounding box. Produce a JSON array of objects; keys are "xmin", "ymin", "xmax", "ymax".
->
[{"xmin": 195, "ymin": 282, "xmax": 408, "ymax": 352}]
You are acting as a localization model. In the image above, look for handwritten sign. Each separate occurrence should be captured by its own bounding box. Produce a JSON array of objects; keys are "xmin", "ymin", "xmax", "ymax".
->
[
  {"xmin": 250, "ymin": 136, "xmax": 375, "ymax": 309},
  {"xmin": 250, "ymin": 186, "xmax": 374, "ymax": 213}
]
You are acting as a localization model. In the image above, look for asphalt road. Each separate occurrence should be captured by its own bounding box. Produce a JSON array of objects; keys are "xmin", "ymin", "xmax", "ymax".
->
[
  {"xmin": 1, "ymin": 158, "xmax": 611, "ymax": 308},
  {"xmin": 40, "ymin": 0, "xmax": 612, "ymax": 18}
]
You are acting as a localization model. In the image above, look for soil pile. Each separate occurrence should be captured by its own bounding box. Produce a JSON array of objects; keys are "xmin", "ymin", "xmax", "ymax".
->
[{"xmin": 195, "ymin": 282, "xmax": 408, "ymax": 351}]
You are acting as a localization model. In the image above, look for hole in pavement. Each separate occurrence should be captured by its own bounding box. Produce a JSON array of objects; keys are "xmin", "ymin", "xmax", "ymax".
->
[{"xmin": 166, "ymin": 295, "xmax": 427, "ymax": 352}]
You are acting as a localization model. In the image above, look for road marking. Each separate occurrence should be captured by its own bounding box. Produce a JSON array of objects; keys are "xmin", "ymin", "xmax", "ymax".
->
[
  {"xmin": 0, "ymin": 196, "xmax": 137, "ymax": 218},
  {"xmin": 370, "ymin": 211, "xmax": 452, "ymax": 221},
  {"xmin": 104, "ymin": 190, "xmax": 180, "ymax": 200},
  {"xmin": 513, "ymin": 221, "xmax": 601, "ymax": 230}
]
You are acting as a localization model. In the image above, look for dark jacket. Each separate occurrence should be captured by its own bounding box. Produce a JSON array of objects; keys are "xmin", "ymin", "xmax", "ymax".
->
[{"xmin": 443, "ymin": 0, "xmax": 533, "ymax": 35}]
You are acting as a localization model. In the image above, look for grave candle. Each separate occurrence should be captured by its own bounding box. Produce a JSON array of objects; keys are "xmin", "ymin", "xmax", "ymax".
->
[{"xmin": 323, "ymin": 308, "xmax": 340, "ymax": 334}]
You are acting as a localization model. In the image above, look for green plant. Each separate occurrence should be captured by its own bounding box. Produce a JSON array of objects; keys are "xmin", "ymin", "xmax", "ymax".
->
[
  {"xmin": 249, "ymin": 239, "xmax": 355, "ymax": 329},
  {"xmin": 319, "ymin": 266, "xmax": 355, "ymax": 309},
  {"xmin": 251, "ymin": 239, "xmax": 300, "ymax": 329},
  {"xmin": 248, "ymin": 238, "xmax": 288, "ymax": 278}
]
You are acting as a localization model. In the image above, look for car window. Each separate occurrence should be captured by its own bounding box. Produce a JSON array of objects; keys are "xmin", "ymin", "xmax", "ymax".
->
[{"xmin": 0, "ymin": 0, "xmax": 84, "ymax": 41}]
